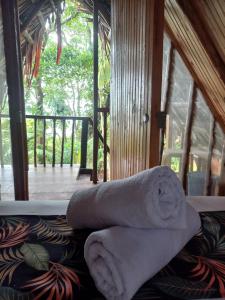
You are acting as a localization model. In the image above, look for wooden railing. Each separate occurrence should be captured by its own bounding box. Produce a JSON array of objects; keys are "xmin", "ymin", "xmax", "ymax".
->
[{"xmin": 0, "ymin": 114, "xmax": 110, "ymax": 181}]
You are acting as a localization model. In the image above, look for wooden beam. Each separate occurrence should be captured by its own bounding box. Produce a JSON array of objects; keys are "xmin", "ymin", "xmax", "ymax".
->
[
  {"xmin": 165, "ymin": 23, "xmax": 225, "ymax": 133},
  {"xmin": 180, "ymin": 81, "xmax": 197, "ymax": 192},
  {"xmin": 1, "ymin": 0, "xmax": 29, "ymax": 200},
  {"xmin": 177, "ymin": 0, "xmax": 225, "ymax": 84},
  {"xmin": 148, "ymin": 0, "xmax": 165, "ymax": 167},
  {"xmin": 92, "ymin": 0, "xmax": 99, "ymax": 183}
]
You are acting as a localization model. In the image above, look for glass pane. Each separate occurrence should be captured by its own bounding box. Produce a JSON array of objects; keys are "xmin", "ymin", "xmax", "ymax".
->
[
  {"xmin": 0, "ymin": 4, "xmax": 15, "ymax": 200},
  {"xmin": 161, "ymin": 50, "xmax": 192, "ymax": 178},
  {"xmin": 188, "ymin": 90, "xmax": 212, "ymax": 196},
  {"xmin": 211, "ymin": 123, "xmax": 224, "ymax": 194},
  {"xmin": 161, "ymin": 34, "xmax": 171, "ymax": 110}
]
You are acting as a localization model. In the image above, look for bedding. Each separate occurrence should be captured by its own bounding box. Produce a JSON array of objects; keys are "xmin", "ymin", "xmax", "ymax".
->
[{"xmin": 1, "ymin": 211, "xmax": 225, "ymax": 299}]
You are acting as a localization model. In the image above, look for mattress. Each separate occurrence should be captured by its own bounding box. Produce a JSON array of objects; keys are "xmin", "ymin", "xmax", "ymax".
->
[{"xmin": 0, "ymin": 209, "xmax": 225, "ymax": 300}]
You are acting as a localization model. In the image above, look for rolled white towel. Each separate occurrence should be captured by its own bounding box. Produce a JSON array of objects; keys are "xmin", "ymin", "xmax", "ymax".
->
[
  {"xmin": 67, "ymin": 166, "xmax": 187, "ymax": 229},
  {"xmin": 84, "ymin": 203, "xmax": 201, "ymax": 300}
]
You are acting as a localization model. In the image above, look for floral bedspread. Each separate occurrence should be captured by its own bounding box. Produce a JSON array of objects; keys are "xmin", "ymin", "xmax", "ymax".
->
[{"xmin": 0, "ymin": 212, "xmax": 225, "ymax": 300}]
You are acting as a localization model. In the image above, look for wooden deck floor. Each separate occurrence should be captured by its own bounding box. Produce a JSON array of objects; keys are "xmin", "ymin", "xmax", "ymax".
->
[{"xmin": 0, "ymin": 165, "xmax": 93, "ymax": 200}]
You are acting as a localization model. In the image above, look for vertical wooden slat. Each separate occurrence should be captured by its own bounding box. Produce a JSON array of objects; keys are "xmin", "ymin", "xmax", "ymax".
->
[
  {"xmin": 205, "ymin": 117, "xmax": 216, "ymax": 196},
  {"xmin": 0, "ymin": 117, "xmax": 4, "ymax": 168},
  {"xmin": 60, "ymin": 119, "xmax": 65, "ymax": 167},
  {"xmin": 52, "ymin": 119, "xmax": 56, "ymax": 167},
  {"xmin": 43, "ymin": 118, "xmax": 46, "ymax": 167},
  {"xmin": 70, "ymin": 120, "xmax": 75, "ymax": 167},
  {"xmin": 1, "ymin": 0, "xmax": 29, "ymax": 199},
  {"xmin": 34, "ymin": 117, "xmax": 37, "ymax": 167},
  {"xmin": 180, "ymin": 82, "xmax": 197, "ymax": 192},
  {"xmin": 110, "ymin": 0, "xmax": 164, "ymax": 179},
  {"xmin": 93, "ymin": 0, "xmax": 99, "ymax": 183}
]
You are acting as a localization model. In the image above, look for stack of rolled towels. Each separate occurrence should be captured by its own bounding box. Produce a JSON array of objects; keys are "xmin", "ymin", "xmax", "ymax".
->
[{"xmin": 67, "ymin": 166, "xmax": 201, "ymax": 300}]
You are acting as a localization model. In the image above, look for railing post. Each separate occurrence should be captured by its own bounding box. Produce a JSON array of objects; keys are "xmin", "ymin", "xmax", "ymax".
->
[
  {"xmin": 52, "ymin": 118, "xmax": 56, "ymax": 167},
  {"xmin": 43, "ymin": 118, "xmax": 46, "ymax": 167},
  {"xmin": 60, "ymin": 119, "xmax": 66, "ymax": 167},
  {"xmin": 70, "ymin": 120, "xmax": 75, "ymax": 167},
  {"xmin": 80, "ymin": 119, "xmax": 88, "ymax": 169}
]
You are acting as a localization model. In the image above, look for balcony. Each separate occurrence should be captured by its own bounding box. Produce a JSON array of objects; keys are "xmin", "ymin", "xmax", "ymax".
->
[{"xmin": 0, "ymin": 113, "xmax": 109, "ymax": 200}]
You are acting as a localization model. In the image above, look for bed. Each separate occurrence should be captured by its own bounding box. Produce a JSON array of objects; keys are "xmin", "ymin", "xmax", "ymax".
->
[{"xmin": 0, "ymin": 197, "xmax": 225, "ymax": 300}]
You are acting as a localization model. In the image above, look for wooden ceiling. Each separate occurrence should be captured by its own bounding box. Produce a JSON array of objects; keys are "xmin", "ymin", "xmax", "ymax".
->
[{"xmin": 165, "ymin": 0, "xmax": 225, "ymax": 132}]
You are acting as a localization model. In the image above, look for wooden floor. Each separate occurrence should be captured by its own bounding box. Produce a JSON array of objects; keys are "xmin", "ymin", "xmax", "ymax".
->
[{"xmin": 0, "ymin": 165, "xmax": 93, "ymax": 200}]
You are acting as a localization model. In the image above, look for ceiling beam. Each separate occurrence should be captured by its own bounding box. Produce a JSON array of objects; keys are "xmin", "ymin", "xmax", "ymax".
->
[
  {"xmin": 164, "ymin": 0, "xmax": 225, "ymax": 133},
  {"xmin": 177, "ymin": 0, "xmax": 225, "ymax": 84}
]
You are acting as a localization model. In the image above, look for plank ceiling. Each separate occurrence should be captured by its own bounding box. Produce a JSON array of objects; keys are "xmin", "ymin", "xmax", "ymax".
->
[{"xmin": 165, "ymin": 0, "xmax": 225, "ymax": 132}]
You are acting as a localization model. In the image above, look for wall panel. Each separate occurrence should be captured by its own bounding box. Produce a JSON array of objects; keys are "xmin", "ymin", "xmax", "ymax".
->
[{"xmin": 110, "ymin": 0, "xmax": 164, "ymax": 179}]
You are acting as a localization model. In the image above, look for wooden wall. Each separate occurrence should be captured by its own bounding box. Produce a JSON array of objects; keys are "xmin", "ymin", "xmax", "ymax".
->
[{"xmin": 110, "ymin": 0, "xmax": 164, "ymax": 179}]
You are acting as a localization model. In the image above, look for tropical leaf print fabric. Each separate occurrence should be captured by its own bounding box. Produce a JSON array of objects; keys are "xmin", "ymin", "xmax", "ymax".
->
[{"xmin": 0, "ymin": 212, "xmax": 225, "ymax": 299}]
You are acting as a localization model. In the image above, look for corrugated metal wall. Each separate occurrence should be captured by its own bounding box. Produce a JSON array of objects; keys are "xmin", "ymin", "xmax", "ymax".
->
[{"xmin": 110, "ymin": 0, "xmax": 164, "ymax": 179}]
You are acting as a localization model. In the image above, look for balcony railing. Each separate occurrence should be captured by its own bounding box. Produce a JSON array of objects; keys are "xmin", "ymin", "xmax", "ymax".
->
[{"xmin": 0, "ymin": 113, "xmax": 109, "ymax": 182}]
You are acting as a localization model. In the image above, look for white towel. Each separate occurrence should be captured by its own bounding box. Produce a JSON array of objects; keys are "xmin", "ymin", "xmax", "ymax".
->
[
  {"xmin": 67, "ymin": 166, "xmax": 187, "ymax": 229},
  {"xmin": 84, "ymin": 203, "xmax": 201, "ymax": 300}
]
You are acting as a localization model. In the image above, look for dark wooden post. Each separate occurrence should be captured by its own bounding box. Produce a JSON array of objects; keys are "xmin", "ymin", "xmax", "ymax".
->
[
  {"xmin": 218, "ymin": 139, "xmax": 225, "ymax": 196},
  {"xmin": 205, "ymin": 117, "xmax": 216, "ymax": 196},
  {"xmin": 43, "ymin": 118, "xmax": 46, "ymax": 167},
  {"xmin": 148, "ymin": 0, "xmax": 165, "ymax": 168},
  {"xmin": 52, "ymin": 119, "xmax": 56, "ymax": 167},
  {"xmin": 34, "ymin": 117, "xmax": 37, "ymax": 167},
  {"xmin": 93, "ymin": 0, "xmax": 99, "ymax": 183},
  {"xmin": 70, "ymin": 120, "xmax": 75, "ymax": 167},
  {"xmin": 103, "ymin": 110, "xmax": 107, "ymax": 182},
  {"xmin": 60, "ymin": 119, "xmax": 65, "ymax": 167},
  {"xmin": 1, "ymin": 0, "xmax": 29, "ymax": 200}
]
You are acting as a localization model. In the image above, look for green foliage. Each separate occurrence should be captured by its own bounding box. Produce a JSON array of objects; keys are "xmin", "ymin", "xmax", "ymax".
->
[{"xmin": 2, "ymin": 0, "xmax": 110, "ymax": 173}]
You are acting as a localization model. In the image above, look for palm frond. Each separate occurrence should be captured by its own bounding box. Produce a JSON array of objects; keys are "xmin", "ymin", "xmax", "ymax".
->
[
  {"xmin": 152, "ymin": 276, "xmax": 216, "ymax": 299},
  {"xmin": 191, "ymin": 256, "xmax": 225, "ymax": 297},
  {"xmin": 0, "ymin": 248, "xmax": 24, "ymax": 285},
  {"xmin": 0, "ymin": 217, "xmax": 26, "ymax": 227},
  {"xmin": 0, "ymin": 223, "xmax": 29, "ymax": 248},
  {"xmin": 31, "ymin": 218, "xmax": 71, "ymax": 245},
  {"xmin": 23, "ymin": 262, "xmax": 80, "ymax": 300},
  {"xmin": 44, "ymin": 216, "xmax": 73, "ymax": 235}
]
